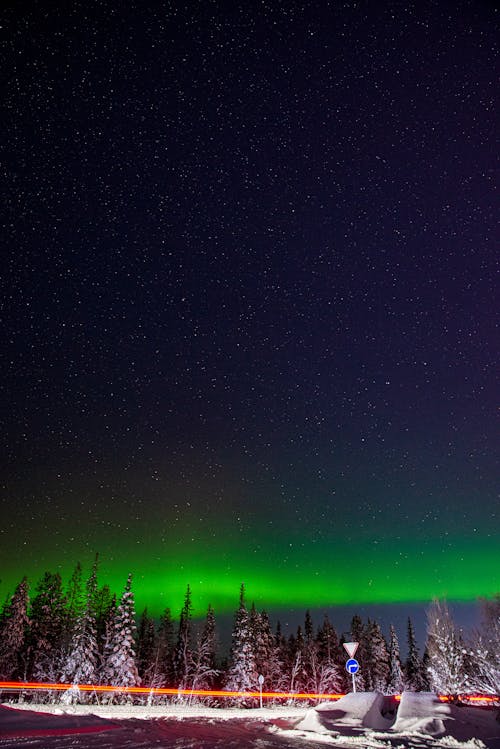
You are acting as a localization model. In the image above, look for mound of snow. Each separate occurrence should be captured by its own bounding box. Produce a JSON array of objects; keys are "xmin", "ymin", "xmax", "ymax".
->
[
  {"xmin": 293, "ymin": 706, "xmax": 336, "ymax": 735},
  {"xmin": 393, "ymin": 692, "xmax": 448, "ymax": 736},
  {"xmin": 296, "ymin": 691, "xmax": 393, "ymax": 736},
  {"xmin": 390, "ymin": 692, "xmax": 500, "ymax": 747}
]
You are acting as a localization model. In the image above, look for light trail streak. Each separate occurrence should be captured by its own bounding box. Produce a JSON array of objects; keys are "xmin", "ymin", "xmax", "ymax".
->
[
  {"xmin": 0, "ymin": 682, "xmax": 497, "ymax": 704},
  {"xmin": 437, "ymin": 694, "xmax": 499, "ymax": 704},
  {"xmin": 0, "ymin": 681, "xmax": 344, "ymax": 701}
]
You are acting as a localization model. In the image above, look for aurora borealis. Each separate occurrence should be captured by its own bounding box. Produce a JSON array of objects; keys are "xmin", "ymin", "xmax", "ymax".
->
[{"xmin": 1, "ymin": 1, "xmax": 498, "ymax": 626}]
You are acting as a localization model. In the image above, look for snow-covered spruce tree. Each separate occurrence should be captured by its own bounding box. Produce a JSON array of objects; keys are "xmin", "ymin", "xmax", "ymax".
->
[
  {"xmin": 364, "ymin": 620, "xmax": 389, "ymax": 692},
  {"xmin": 251, "ymin": 608, "xmax": 283, "ymax": 691},
  {"xmin": 405, "ymin": 617, "xmax": 427, "ymax": 691},
  {"xmin": 0, "ymin": 594, "xmax": 9, "ymax": 631},
  {"xmin": 316, "ymin": 615, "xmax": 339, "ymax": 665},
  {"xmin": 136, "ymin": 608, "xmax": 157, "ymax": 685},
  {"xmin": 386, "ymin": 624, "xmax": 404, "ymax": 694},
  {"xmin": 0, "ymin": 577, "xmax": 30, "ymax": 680},
  {"xmin": 426, "ymin": 599, "xmax": 470, "ymax": 694},
  {"xmin": 301, "ymin": 616, "xmax": 318, "ymax": 693},
  {"xmin": 283, "ymin": 632, "xmax": 299, "ymax": 692},
  {"xmin": 99, "ymin": 593, "xmax": 117, "ymax": 682},
  {"xmin": 275, "ymin": 621, "xmax": 287, "ymax": 669},
  {"xmin": 173, "ymin": 584, "xmax": 193, "ymax": 689},
  {"xmin": 315, "ymin": 615, "xmax": 344, "ymax": 694},
  {"xmin": 100, "ymin": 574, "xmax": 139, "ymax": 689},
  {"xmin": 467, "ymin": 594, "xmax": 500, "ymax": 694},
  {"xmin": 285, "ymin": 626, "xmax": 307, "ymax": 693},
  {"xmin": 275, "ymin": 622, "xmax": 295, "ymax": 692},
  {"xmin": 304, "ymin": 610, "xmax": 314, "ymax": 645},
  {"xmin": 65, "ymin": 563, "xmax": 83, "ymax": 629},
  {"xmin": 422, "ymin": 645, "xmax": 431, "ymax": 688},
  {"xmin": 93, "ymin": 583, "xmax": 114, "ymax": 645},
  {"xmin": 188, "ymin": 604, "xmax": 219, "ymax": 692},
  {"xmin": 300, "ymin": 610, "xmax": 342, "ymax": 695},
  {"xmin": 154, "ymin": 607, "xmax": 175, "ymax": 687},
  {"xmin": 29, "ymin": 572, "xmax": 66, "ymax": 681},
  {"xmin": 225, "ymin": 584, "xmax": 258, "ymax": 696},
  {"xmin": 301, "ymin": 616, "xmax": 342, "ymax": 695},
  {"xmin": 347, "ymin": 615, "xmax": 366, "ymax": 691},
  {"xmin": 479, "ymin": 594, "xmax": 500, "ymax": 649},
  {"xmin": 60, "ymin": 558, "xmax": 99, "ymax": 688}
]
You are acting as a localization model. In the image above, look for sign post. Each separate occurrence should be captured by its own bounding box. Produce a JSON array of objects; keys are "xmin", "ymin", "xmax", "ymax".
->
[
  {"xmin": 258, "ymin": 674, "xmax": 264, "ymax": 708},
  {"xmin": 343, "ymin": 642, "xmax": 360, "ymax": 693},
  {"xmin": 345, "ymin": 658, "xmax": 359, "ymax": 692}
]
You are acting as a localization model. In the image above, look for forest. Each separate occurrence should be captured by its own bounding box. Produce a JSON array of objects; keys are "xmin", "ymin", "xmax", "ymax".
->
[{"xmin": 0, "ymin": 558, "xmax": 498, "ymax": 702}]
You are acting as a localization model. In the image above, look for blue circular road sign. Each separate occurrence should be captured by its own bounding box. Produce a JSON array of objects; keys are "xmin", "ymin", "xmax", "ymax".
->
[{"xmin": 346, "ymin": 658, "xmax": 359, "ymax": 674}]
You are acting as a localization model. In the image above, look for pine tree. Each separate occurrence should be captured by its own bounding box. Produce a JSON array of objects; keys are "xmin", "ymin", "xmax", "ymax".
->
[
  {"xmin": 275, "ymin": 622, "xmax": 294, "ymax": 692},
  {"xmin": 0, "ymin": 593, "xmax": 10, "ymax": 632},
  {"xmin": 316, "ymin": 615, "xmax": 338, "ymax": 664},
  {"xmin": 252, "ymin": 609, "xmax": 282, "ymax": 691},
  {"xmin": 301, "ymin": 610, "xmax": 342, "ymax": 695},
  {"xmin": 100, "ymin": 593, "xmax": 117, "ymax": 681},
  {"xmin": 29, "ymin": 571, "xmax": 66, "ymax": 681},
  {"xmin": 348, "ymin": 615, "xmax": 366, "ymax": 691},
  {"xmin": 136, "ymin": 608, "xmax": 157, "ymax": 684},
  {"xmin": 286, "ymin": 625, "xmax": 307, "ymax": 693},
  {"xmin": 386, "ymin": 624, "xmax": 404, "ymax": 694},
  {"xmin": 422, "ymin": 645, "xmax": 430, "ymax": 689},
  {"xmin": 0, "ymin": 577, "xmax": 30, "ymax": 680},
  {"xmin": 304, "ymin": 610, "xmax": 314, "ymax": 644},
  {"xmin": 405, "ymin": 617, "xmax": 427, "ymax": 691},
  {"xmin": 225, "ymin": 584, "xmax": 257, "ymax": 695},
  {"xmin": 189, "ymin": 604, "xmax": 219, "ymax": 691},
  {"xmin": 65, "ymin": 563, "xmax": 84, "ymax": 625},
  {"xmin": 466, "ymin": 595, "xmax": 500, "ymax": 694},
  {"xmin": 426, "ymin": 599, "xmax": 470, "ymax": 694},
  {"xmin": 313, "ymin": 615, "xmax": 343, "ymax": 694},
  {"xmin": 154, "ymin": 607, "xmax": 175, "ymax": 686},
  {"xmin": 61, "ymin": 557, "xmax": 99, "ymax": 687},
  {"xmin": 275, "ymin": 621, "xmax": 286, "ymax": 652},
  {"xmin": 199, "ymin": 604, "xmax": 217, "ymax": 680},
  {"xmin": 301, "ymin": 612, "xmax": 317, "ymax": 693},
  {"xmin": 100, "ymin": 574, "xmax": 139, "ymax": 688},
  {"xmin": 365, "ymin": 620, "xmax": 389, "ymax": 692},
  {"xmin": 93, "ymin": 583, "xmax": 114, "ymax": 645},
  {"xmin": 173, "ymin": 584, "xmax": 193, "ymax": 689}
]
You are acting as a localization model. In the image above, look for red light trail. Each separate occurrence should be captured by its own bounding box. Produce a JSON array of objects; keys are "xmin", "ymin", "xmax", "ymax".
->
[
  {"xmin": 0, "ymin": 682, "xmax": 497, "ymax": 704},
  {"xmin": 0, "ymin": 681, "xmax": 344, "ymax": 701}
]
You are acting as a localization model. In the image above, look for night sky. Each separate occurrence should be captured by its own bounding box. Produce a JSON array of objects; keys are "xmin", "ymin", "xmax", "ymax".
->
[{"xmin": 1, "ymin": 1, "xmax": 498, "ymax": 626}]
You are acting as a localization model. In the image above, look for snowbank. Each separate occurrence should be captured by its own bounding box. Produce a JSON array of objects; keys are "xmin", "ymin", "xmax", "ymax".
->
[
  {"xmin": 393, "ymin": 691, "xmax": 449, "ymax": 735},
  {"xmin": 394, "ymin": 692, "xmax": 500, "ymax": 747},
  {"xmin": 290, "ymin": 692, "xmax": 500, "ymax": 748},
  {"xmin": 296, "ymin": 691, "xmax": 394, "ymax": 736}
]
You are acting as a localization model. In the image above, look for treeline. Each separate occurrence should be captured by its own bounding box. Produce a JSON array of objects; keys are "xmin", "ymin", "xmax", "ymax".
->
[{"xmin": 0, "ymin": 559, "xmax": 498, "ymax": 701}]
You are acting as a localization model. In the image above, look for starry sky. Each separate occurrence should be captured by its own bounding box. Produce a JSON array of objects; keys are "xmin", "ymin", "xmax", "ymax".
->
[{"xmin": 1, "ymin": 1, "xmax": 498, "ymax": 624}]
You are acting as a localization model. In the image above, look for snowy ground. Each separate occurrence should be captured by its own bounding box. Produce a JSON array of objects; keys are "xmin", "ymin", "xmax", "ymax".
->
[{"xmin": 1, "ymin": 692, "xmax": 499, "ymax": 748}]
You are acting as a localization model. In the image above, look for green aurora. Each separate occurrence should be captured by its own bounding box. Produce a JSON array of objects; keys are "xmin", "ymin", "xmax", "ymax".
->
[{"xmin": 1, "ymin": 532, "xmax": 497, "ymax": 619}]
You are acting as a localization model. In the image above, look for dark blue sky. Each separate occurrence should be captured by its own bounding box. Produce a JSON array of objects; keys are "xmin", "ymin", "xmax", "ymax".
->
[{"xmin": 1, "ymin": 1, "xmax": 498, "ymax": 634}]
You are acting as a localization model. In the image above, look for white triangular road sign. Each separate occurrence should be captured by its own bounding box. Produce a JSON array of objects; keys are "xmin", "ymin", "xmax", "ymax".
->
[{"xmin": 343, "ymin": 641, "xmax": 359, "ymax": 658}]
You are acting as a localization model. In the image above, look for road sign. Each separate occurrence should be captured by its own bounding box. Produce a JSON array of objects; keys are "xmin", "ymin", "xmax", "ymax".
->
[
  {"xmin": 258, "ymin": 675, "xmax": 264, "ymax": 686},
  {"xmin": 343, "ymin": 642, "xmax": 359, "ymax": 658},
  {"xmin": 346, "ymin": 658, "xmax": 359, "ymax": 674}
]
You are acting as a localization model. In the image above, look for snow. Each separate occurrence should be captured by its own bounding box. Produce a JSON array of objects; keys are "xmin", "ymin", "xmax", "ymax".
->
[
  {"xmin": 296, "ymin": 692, "xmax": 393, "ymax": 735},
  {"xmin": 1, "ymin": 693, "xmax": 499, "ymax": 748}
]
